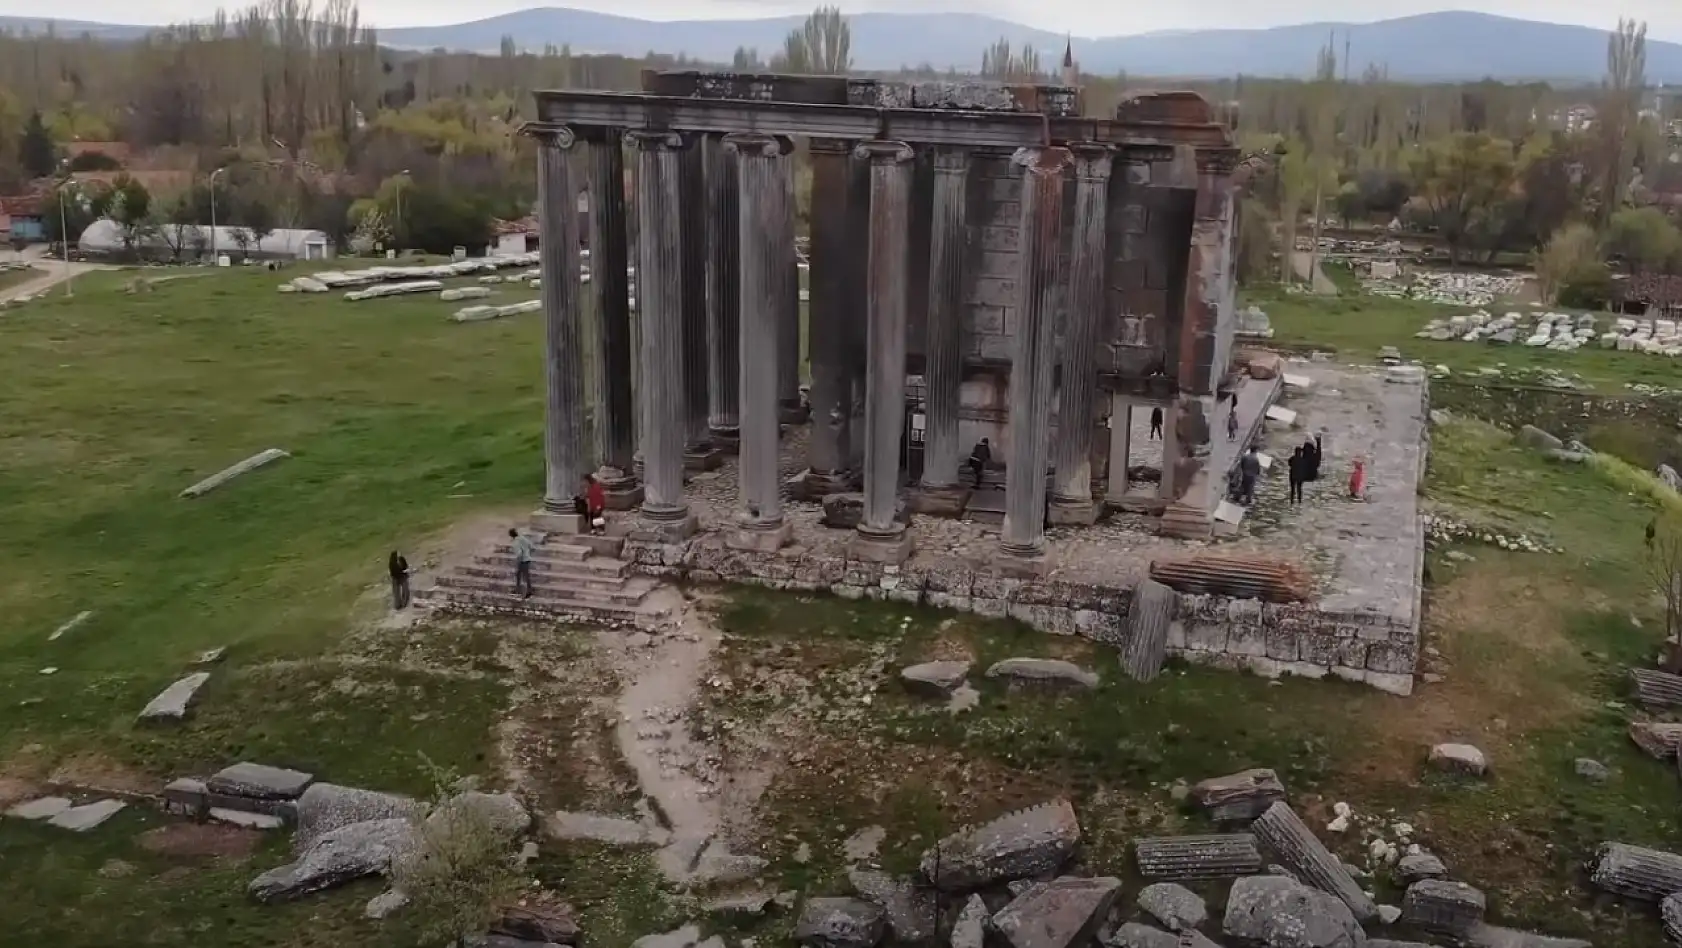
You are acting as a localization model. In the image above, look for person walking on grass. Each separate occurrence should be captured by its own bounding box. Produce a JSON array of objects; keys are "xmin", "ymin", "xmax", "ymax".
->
[
  {"xmin": 388, "ymin": 551, "xmax": 411, "ymax": 609},
  {"xmin": 510, "ymin": 527, "xmax": 535, "ymax": 599}
]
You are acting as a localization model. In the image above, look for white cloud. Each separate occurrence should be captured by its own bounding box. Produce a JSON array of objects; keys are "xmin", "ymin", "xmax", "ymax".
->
[{"xmin": 5, "ymin": 0, "xmax": 1679, "ymax": 43}]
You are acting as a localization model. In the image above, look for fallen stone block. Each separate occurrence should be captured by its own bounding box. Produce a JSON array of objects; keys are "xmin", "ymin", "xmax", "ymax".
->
[
  {"xmin": 1133, "ymin": 834, "xmax": 1262, "ymax": 880},
  {"xmin": 1427, "ymin": 743, "xmax": 1487, "ymax": 776},
  {"xmin": 493, "ymin": 903, "xmax": 580, "ymax": 945},
  {"xmin": 47, "ymin": 799, "xmax": 126, "ymax": 832},
  {"xmin": 249, "ymin": 817, "xmax": 414, "ymax": 902},
  {"xmin": 180, "ymin": 448, "xmax": 290, "ymax": 498},
  {"xmin": 210, "ymin": 807, "xmax": 287, "ymax": 830},
  {"xmin": 1190, "ymin": 768, "xmax": 1286, "ymax": 822},
  {"xmin": 1401, "ymin": 879, "xmax": 1486, "ymax": 937},
  {"xmin": 6, "ymin": 796, "xmax": 73, "ymax": 820},
  {"xmin": 1629, "ymin": 720, "xmax": 1682, "ymax": 759},
  {"xmin": 453, "ymin": 299, "xmax": 543, "ymax": 323},
  {"xmin": 919, "ymin": 799, "xmax": 1080, "ymax": 892},
  {"xmin": 546, "ymin": 810, "xmax": 668, "ymax": 846},
  {"xmin": 364, "ymin": 887, "xmax": 409, "ymax": 919},
  {"xmin": 344, "ymin": 279, "xmax": 444, "ymax": 301},
  {"xmin": 1664, "ymin": 892, "xmax": 1682, "ymax": 943},
  {"xmin": 992, "ymin": 876, "xmax": 1120, "ymax": 948},
  {"xmin": 440, "ymin": 286, "xmax": 492, "ymax": 302},
  {"xmin": 1136, "ymin": 881, "xmax": 1207, "ymax": 931},
  {"xmin": 1590, "ymin": 841, "xmax": 1682, "ymax": 902},
  {"xmin": 137, "ymin": 672, "xmax": 211, "ymax": 722},
  {"xmin": 794, "ymin": 897, "xmax": 886, "ymax": 948},
  {"xmin": 950, "ymin": 895, "xmax": 987, "ymax": 948},
  {"xmin": 1104, "ymin": 923, "xmax": 1220, "ymax": 948},
  {"xmin": 1223, "ymin": 875, "xmax": 1364, "ymax": 948},
  {"xmin": 426, "ymin": 791, "xmax": 529, "ymax": 839},
  {"xmin": 1630, "ymin": 668, "xmax": 1682, "ymax": 710},
  {"xmin": 294, "ymin": 783, "xmax": 424, "ymax": 852},
  {"xmin": 1119, "ymin": 579, "xmax": 1177, "ymax": 682},
  {"xmin": 631, "ymin": 924, "xmax": 704, "ymax": 948},
  {"xmin": 847, "ymin": 869, "xmax": 937, "ymax": 943},
  {"xmin": 1397, "ymin": 850, "xmax": 1447, "ymax": 884},
  {"xmin": 984, "ymin": 658, "xmax": 1099, "ymax": 690},
  {"xmin": 48, "ymin": 610, "xmax": 93, "ymax": 641},
  {"xmin": 900, "ymin": 661, "xmax": 971, "ymax": 699},
  {"xmin": 1251, "ymin": 802, "xmax": 1378, "ymax": 921},
  {"xmin": 1516, "ymin": 425, "xmax": 1563, "ymax": 451},
  {"xmin": 206, "ymin": 762, "xmax": 315, "ymax": 801}
]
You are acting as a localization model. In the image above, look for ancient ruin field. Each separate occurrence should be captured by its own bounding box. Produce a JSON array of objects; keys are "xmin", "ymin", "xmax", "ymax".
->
[{"xmin": 2, "ymin": 267, "xmax": 1681, "ymax": 946}]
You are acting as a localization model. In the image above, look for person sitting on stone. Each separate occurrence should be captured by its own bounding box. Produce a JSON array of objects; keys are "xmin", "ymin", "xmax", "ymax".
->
[
  {"xmin": 967, "ymin": 438, "xmax": 992, "ymax": 489},
  {"xmin": 584, "ymin": 474, "xmax": 606, "ymax": 532}
]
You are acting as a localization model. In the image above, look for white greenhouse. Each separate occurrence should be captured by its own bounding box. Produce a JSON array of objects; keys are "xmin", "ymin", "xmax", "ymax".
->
[{"xmin": 77, "ymin": 220, "xmax": 334, "ymax": 260}]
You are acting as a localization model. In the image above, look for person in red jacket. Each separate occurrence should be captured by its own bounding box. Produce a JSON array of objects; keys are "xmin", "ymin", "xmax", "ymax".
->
[
  {"xmin": 585, "ymin": 474, "xmax": 606, "ymax": 532},
  {"xmin": 1348, "ymin": 457, "xmax": 1367, "ymax": 501}
]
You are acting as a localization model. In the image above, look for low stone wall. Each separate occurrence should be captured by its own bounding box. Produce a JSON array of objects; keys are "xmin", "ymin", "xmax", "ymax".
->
[{"xmin": 621, "ymin": 538, "xmax": 1417, "ymax": 695}]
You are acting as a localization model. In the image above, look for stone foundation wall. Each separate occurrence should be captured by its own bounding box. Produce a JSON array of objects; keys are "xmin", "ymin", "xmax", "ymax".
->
[
  {"xmin": 1431, "ymin": 381, "xmax": 1682, "ymax": 440},
  {"xmin": 621, "ymin": 539, "xmax": 1417, "ymax": 695}
]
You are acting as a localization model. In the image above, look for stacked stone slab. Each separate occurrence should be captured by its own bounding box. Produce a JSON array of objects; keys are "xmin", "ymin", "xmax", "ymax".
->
[
  {"xmin": 1400, "ymin": 879, "xmax": 1486, "ymax": 937},
  {"xmin": 165, "ymin": 762, "xmax": 315, "ymax": 827},
  {"xmin": 1251, "ymin": 802, "xmax": 1378, "ymax": 922},
  {"xmin": 1189, "ymin": 768, "xmax": 1286, "ymax": 822},
  {"xmin": 1133, "ymin": 834, "xmax": 1263, "ymax": 880}
]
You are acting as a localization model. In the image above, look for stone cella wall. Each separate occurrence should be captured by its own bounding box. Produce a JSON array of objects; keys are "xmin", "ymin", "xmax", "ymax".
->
[{"xmin": 620, "ymin": 539, "xmax": 1418, "ymax": 696}]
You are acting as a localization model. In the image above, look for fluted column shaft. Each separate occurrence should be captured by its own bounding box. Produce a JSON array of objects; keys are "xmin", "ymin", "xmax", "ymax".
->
[
  {"xmin": 1001, "ymin": 146, "xmax": 1073, "ymax": 557},
  {"xmin": 536, "ymin": 127, "xmax": 589, "ymax": 511},
  {"xmin": 806, "ymin": 139, "xmax": 854, "ymax": 476},
  {"xmin": 727, "ymin": 133, "xmax": 791, "ymax": 527},
  {"xmin": 856, "ymin": 141, "xmax": 915, "ymax": 537},
  {"xmin": 920, "ymin": 147, "xmax": 971, "ymax": 491},
  {"xmin": 628, "ymin": 131, "xmax": 691, "ymax": 524},
  {"xmin": 583, "ymin": 129, "xmax": 637, "ymax": 487},
  {"xmin": 777, "ymin": 163, "xmax": 803, "ymax": 421},
  {"xmin": 679, "ymin": 137, "xmax": 714, "ymax": 459},
  {"xmin": 1050, "ymin": 143, "xmax": 1114, "ymax": 508},
  {"xmin": 704, "ymin": 134, "xmax": 741, "ymax": 444}
]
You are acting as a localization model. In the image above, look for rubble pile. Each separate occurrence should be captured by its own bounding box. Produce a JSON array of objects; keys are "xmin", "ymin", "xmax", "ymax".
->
[
  {"xmin": 1415, "ymin": 308, "xmax": 1682, "ymax": 358},
  {"xmin": 1365, "ymin": 270, "xmax": 1527, "ymax": 306}
]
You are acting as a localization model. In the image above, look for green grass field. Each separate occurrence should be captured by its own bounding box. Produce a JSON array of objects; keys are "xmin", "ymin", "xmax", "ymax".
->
[{"xmin": 1, "ymin": 265, "xmax": 1680, "ymax": 946}]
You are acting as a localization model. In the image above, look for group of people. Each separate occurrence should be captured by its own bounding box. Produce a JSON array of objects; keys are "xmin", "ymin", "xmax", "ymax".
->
[{"xmin": 1230, "ymin": 434, "xmax": 1326, "ymax": 507}]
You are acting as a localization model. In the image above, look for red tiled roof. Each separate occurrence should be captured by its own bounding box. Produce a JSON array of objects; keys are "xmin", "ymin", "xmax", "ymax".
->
[{"xmin": 0, "ymin": 193, "xmax": 47, "ymax": 217}]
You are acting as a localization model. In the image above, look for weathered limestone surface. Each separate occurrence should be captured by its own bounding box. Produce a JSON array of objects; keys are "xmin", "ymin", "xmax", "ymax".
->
[
  {"xmin": 1106, "ymin": 923, "xmax": 1220, "ymax": 948},
  {"xmin": 206, "ymin": 763, "xmax": 315, "ymax": 800},
  {"xmin": 900, "ymin": 660, "xmax": 971, "ymax": 698},
  {"xmin": 1590, "ymin": 842, "xmax": 1682, "ymax": 901},
  {"xmin": 794, "ymin": 897, "xmax": 886, "ymax": 948},
  {"xmin": 1136, "ymin": 882, "xmax": 1208, "ymax": 931},
  {"xmin": 47, "ymin": 799, "xmax": 127, "ymax": 831},
  {"xmin": 138, "ymin": 672, "xmax": 211, "ymax": 722},
  {"xmin": 1222, "ymin": 875, "xmax": 1364, "ymax": 948},
  {"xmin": 249, "ymin": 817, "xmax": 414, "ymax": 903},
  {"xmin": 951, "ymin": 895, "xmax": 988, "ymax": 948},
  {"xmin": 1190, "ymin": 768, "xmax": 1286, "ymax": 822},
  {"xmin": 1120, "ymin": 579, "xmax": 1177, "ymax": 681},
  {"xmin": 180, "ymin": 448, "xmax": 289, "ymax": 498},
  {"xmin": 1400, "ymin": 879, "xmax": 1486, "ymax": 937},
  {"xmin": 985, "ymin": 658, "xmax": 1099, "ymax": 689},
  {"xmin": 847, "ymin": 869, "xmax": 937, "ymax": 943},
  {"xmin": 1251, "ymin": 802, "xmax": 1378, "ymax": 922},
  {"xmin": 992, "ymin": 876, "xmax": 1122, "ymax": 948},
  {"xmin": 294, "ymin": 783, "xmax": 424, "ymax": 852},
  {"xmin": 920, "ymin": 799, "xmax": 1080, "ymax": 891},
  {"xmin": 1133, "ymin": 834, "xmax": 1263, "ymax": 880},
  {"xmin": 535, "ymin": 128, "xmax": 589, "ymax": 511}
]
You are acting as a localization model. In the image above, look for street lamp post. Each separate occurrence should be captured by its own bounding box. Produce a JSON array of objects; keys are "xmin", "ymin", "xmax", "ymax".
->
[
  {"xmin": 57, "ymin": 187, "xmax": 72, "ymax": 298},
  {"xmin": 208, "ymin": 167, "xmax": 227, "ymax": 263},
  {"xmin": 394, "ymin": 169, "xmax": 410, "ymax": 251}
]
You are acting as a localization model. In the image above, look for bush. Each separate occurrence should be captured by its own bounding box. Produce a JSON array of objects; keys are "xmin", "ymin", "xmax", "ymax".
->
[
  {"xmin": 66, "ymin": 151, "xmax": 122, "ymax": 172},
  {"xmin": 1556, "ymin": 262, "xmax": 1613, "ymax": 310}
]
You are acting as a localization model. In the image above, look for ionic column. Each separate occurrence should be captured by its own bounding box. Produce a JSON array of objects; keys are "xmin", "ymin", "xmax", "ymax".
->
[
  {"xmin": 911, "ymin": 146, "xmax": 971, "ymax": 517},
  {"xmin": 581, "ymin": 128, "xmax": 641, "ymax": 509},
  {"xmin": 704, "ymin": 134, "xmax": 741, "ymax": 452},
  {"xmin": 1048, "ymin": 142, "xmax": 1113, "ymax": 525},
  {"xmin": 798, "ymin": 138, "xmax": 856, "ymax": 497},
  {"xmin": 1158, "ymin": 148, "xmax": 1239, "ymax": 540},
  {"xmin": 849, "ymin": 140, "xmax": 916, "ymax": 564},
  {"xmin": 777, "ymin": 165, "xmax": 808, "ymax": 424},
  {"xmin": 534, "ymin": 127, "xmax": 590, "ymax": 516},
  {"xmin": 724, "ymin": 133, "xmax": 795, "ymax": 551},
  {"xmin": 999, "ymin": 146, "xmax": 1074, "ymax": 563},
  {"xmin": 844, "ymin": 152, "xmax": 871, "ymax": 472},
  {"xmin": 628, "ymin": 130, "xmax": 697, "ymax": 539},
  {"xmin": 679, "ymin": 137, "xmax": 720, "ymax": 470}
]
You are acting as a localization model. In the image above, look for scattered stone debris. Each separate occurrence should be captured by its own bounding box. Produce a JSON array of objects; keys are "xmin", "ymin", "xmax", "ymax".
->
[
  {"xmin": 793, "ymin": 897, "xmax": 886, "ymax": 948},
  {"xmin": 47, "ymin": 610, "xmax": 93, "ymax": 641},
  {"xmin": 1190, "ymin": 768, "xmax": 1286, "ymax": 822},
  {"xmin": 984, "ymin": 658, "xmax": 1099, "ymax": 690},
  {"xmin": 1397, "ymin": 851, "xmax": 1448, "ymax": 884},
  {"xmin": 1424, "ymin": 514, "xmax": 1562, "ymax": 555},
  {"xmin": 899, "ymin": 661, "xmax": 971, "ymax": 699},
  {"xmin": 137, "ymin": 672, "xmax": 212, "ymax": 722},
  {"xmin": 1401, "ymin": 879, "xmax": 1486, "ymax": 938},
  {"xmin": 1222, "ymin": 874, "xmax": 1365, "ymax": 948},
  {"xmin": 1133, "ymin": 834, "xmax": 1263, "ymax": 881},
  {"xmin": 1590, "ymin": 842, "xmax": 1682, "ymax": 902},
  {"xmin": 1427, "ymin": 743, "xmax": 1488, "ymax": 777},
  {"xmin": 180, "ymin": 448, "xmax": 290, "ymax": 498},
  {"xmin": 847, "ymin": 869, "xmax": 938, "ymax": 943},
  {"xmin": 1252, "ymin": 802, "xmax": 1378, "ymax": 922},
  {"xmin": 1136, "ymin": 882, "xmax": 1208, "ymax": 931},
  {"xmin": 344, "ymin": 279, "xmax": 445, "ymax": 301},
  {"xmin": 992, "ymin": 876, "xmax": 1121, "ymax": 948},
  {"xmin": 920, "ymin": 799, "xmax": 1080, "ymax": 891}
]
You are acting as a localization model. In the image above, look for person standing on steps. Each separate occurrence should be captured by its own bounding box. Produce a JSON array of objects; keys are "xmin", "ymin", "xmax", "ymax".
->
[
  {"xmin": 967, "ymin": 438, "xmax": 992, "ymax": 489},
  {"xmin": 585, "ymin": 474, "xmax": 607, "ymax": 534},
  {"xmin": 388, "ymin": 551, "xmax": 411, "ymax": 609},
  {"xmin": 1149, "ymin": 405, "xmax": 1164, "ymax": 440},
  {"xmin": 510, "ymin": 527, "xmax": 535, "ymax": 599}
]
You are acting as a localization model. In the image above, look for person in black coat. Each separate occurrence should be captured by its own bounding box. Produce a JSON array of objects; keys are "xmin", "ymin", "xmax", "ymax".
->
[
  {"xmin": 388, "ymin": 551, "xmax": 411, "ymax": 609},
  {"xmin": 967, "ymin": 438, "xmax": 992, "ymax": 489},
  {"xmin": 1287, "ymin": 447, "xmax": 1305, "ymax": 505}
]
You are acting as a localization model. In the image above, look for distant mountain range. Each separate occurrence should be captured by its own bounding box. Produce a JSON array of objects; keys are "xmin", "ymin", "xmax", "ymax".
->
[{"xmin": 3, "ymin": 9, "xmax": 1680, "ymax": 82}]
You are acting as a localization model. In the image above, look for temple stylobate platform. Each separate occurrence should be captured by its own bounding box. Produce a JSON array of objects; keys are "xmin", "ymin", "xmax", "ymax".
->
[{"xmin": 524, "ymin": 71, "xmax": 1244, "ymax": 569}]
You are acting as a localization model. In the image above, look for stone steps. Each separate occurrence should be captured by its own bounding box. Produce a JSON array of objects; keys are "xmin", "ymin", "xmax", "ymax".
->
[
  {"xmin": 433, "ymin": 572, "xmax": 656, "ymax": 607},
  {"xmin": 417, "ymin": 584, "xmax": 665, "ymax": 623},
  {"xmin": 474, "ymin": 551, "xmax": 630, "ymax": 577},
  {"xmin": 453, "ymin": 561, "xmax": 632, "ymax": 591}
]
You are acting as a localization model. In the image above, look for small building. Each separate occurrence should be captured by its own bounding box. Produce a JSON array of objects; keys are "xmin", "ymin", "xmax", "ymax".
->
[
  {"xmin": 0, "ymin": 192, "xmax": 49, "ymax": 242},
  {"xmin": 77, "ymin": 220, "xmax": 334, "ymax": 261},
  {"xmin": 492, "ymin": 216, "xmax": 538, "ymax": 255}
]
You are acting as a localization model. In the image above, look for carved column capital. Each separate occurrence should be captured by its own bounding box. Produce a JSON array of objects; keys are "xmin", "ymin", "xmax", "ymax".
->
[
  {"xmin": 1010, "ymin": 145, "xmax": 1073, "ymax": 177},
  {"xmin": 625, "ymin": 129, "xmax": 685, "ymax": 151},
  {"xmin": 1068, "ymin": 142, "xmax": 1114, "ymax": 182},
  {"xmin": 722, "ymin": 132, "xmax": 792, "ymax": 159},
  {"xmin": 524, "ymin": 124, "xmax": 578, "ymax": 149},
  {"xmin": 853, "ymin": 140, "xmax": 915, "ymax": 164},
  {"xmin": 931, "ymin": 146, "xmax": 971, "ymax": 175}
]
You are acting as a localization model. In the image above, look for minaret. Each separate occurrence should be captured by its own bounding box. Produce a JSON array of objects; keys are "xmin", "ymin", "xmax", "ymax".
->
[{"xmin": 1061, "ymin": 35, "xmax": 1077, "ymax": 87}]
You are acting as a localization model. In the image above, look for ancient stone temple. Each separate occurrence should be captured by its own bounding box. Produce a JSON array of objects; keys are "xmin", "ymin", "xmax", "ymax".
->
[{"xmin": 526, "ymin": 71, "xmax": 1242, "ymax": 567}]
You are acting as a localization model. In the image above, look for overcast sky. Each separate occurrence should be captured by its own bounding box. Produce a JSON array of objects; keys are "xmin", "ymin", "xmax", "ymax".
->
[{"xmin": 8, "ymin": 0, "xmax": 1681, "ymax": 43}]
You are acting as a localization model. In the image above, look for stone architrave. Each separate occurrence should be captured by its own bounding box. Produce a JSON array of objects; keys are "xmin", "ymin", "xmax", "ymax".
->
[
  {"xmin": 627, "ymin": 130, "xmax": 698, "ymax": 539},
  {"xmin": 797, "ymin": 138, "xmax": 859, "ymax": 497},
  {"xmin": 679, "ymin": 134, "xmax": 721, "ymax": 471},
  {"xmin": 703, "ymin": 134, "xmax": 742, "ymax": 452},
  {"xmin": 849, "ymin": 140, "xmax": 916, "ymax": 565},
  {"xmin": 1159, "ymin": 147, "xmax": 1239, "ymax": 540},
  {"xmin": 999, "ymin": 146, "xmax": 1074, "ymax": 565},
  {"xmin": 725, "ymin": 132, "xmax": 795, "ymax": 552},
  {"xmin": 911, "ymin": 145, "xmax": 972, "ymax": 517},
  {"xmin": 1048, "ymin": 142, "xmax": 1113, "ymax": 526},
  {"xmin": 581, "ymin": 127, "xmax": 642, "ymax": 509},
  {"xmin": 533, "ymin": 126, "xmax": 590, "ymax": 513}
]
